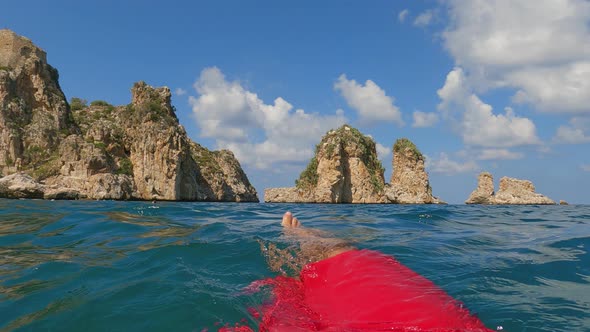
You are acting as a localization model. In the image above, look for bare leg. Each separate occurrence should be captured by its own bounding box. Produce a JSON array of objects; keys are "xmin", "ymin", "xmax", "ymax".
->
[
  {"xmin": 260, "ymin": 212, "xmax": 355, "ymax": 275},
  {"xmin": 281, "ymin": 211, "xmax": 355, "ymax": 260}
]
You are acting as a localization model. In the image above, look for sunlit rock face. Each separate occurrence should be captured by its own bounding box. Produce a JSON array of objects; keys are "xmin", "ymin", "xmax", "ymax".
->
[
  {"xmin": 466, "ymin": 172, "xmax": 555, "ymax": 205},
  {"xmin": 0, "ymin": 29, "xmax": 75, "ymax": 176},
  {"xmin": 265, "ymin": 125, "xmax": 386, "ymax": 203},
  {"xmin": 385, "ymin": 138, "xmax": 443, "ymax": 204},
  {"xmin": 0, "ymin": 30, "xmax": 258, "ymax": 202},
  {"xmin": 265, "ymin": 126, "xmax": 444, "ymax": 204}
]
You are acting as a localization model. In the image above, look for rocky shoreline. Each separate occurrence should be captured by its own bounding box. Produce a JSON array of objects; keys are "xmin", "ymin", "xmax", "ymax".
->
[
  {"xmin": 0, "ymin": 29, "xmax": 258, "ymax": 202},
  {"xmin": 0, "ymin": 29, "xmax": 563, "ymax": 205}
]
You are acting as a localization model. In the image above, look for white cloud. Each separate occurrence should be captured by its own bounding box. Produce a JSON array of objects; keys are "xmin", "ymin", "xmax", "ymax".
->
[
  {"xmin": 554, "ymin": 126, "xmax": 590, "ymax": 144},
  {"xmin": 175, "ymin": 88, "xmax": 187, "ymax": 96},
  {"xmin": 477, "ymin": 149, "xmax": 524, "ymax": 160},
  {"xmin": 412, "ymin": 111, "xmax": 439, "ymax": 128},
  {"xmin": 581, "ymin": 164, "xmax": 590, "ymax": 172},
  {"xmin": 426, "ymin": 152, "xmax": 479, "ymax": 174},
  {"xmin": 537, "ymin": 145, "xmax": 552, "ymax": 154},
  {"xmin": 441, "ymin": 0, "xmax": 590, "ymax": 113},
  {"xmin": 554, "ymin": 117, "xmax": 590, "ymax": 143},
  {"xmin": 398, "ymin": 9, "xmax": 409, "ymax": 23},
  {"xmin": 509, "ymin": 62, "xmax": 590, "ymax": 113},
  {"xmin": 413, "ymin": 10, "xmax": 434, "ymax": 27},
  {"xmin": 438, "ymin": 68, "xmax": 541, "ymax": 147},
  {"xmin": 334, "ymin": 74, "xmax": 404, "ymax": 126},
  {"xmin": 189, "ymin": 67, "xmax": 347, "ymax": 169},
  {"xmin": 375, "ymin": 142, "xmax": 391, "ymax": 160}
]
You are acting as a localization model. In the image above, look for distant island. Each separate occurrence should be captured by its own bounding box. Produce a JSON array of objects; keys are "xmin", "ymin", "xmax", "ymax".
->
[
  {"xmin": 0, "ymin": 29, "xmax": 258, "ymax": 201},
  {"xmin": 265, "ymin": 124, "xmax": 559, "ymax": 205},
  {"xmin": 265, "ymin": 124, "xmax": 444, "ymax": 204},
  {"xmin": 465, "ymin": 172, "xmax": 555, "ymax": 205}
]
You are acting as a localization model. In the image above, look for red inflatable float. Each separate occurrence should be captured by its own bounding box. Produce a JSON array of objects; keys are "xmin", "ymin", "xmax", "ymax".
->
[{"xmin": 220, "ymin": 249, "xmax": 494, "ymax": 331}]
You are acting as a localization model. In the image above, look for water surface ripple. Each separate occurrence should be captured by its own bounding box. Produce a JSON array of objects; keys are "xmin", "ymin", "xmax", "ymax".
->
[{"xmin": 0, "ymin": 200, "xmax": 588, "ymax": 331}]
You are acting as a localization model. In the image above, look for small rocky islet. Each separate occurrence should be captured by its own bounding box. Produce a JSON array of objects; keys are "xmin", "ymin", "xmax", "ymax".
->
[
  {"xmin": 264, "ymin": 125, "xmax": 443, "ymax": 204},
  {"xmin": 465, "ymin": 172, "xmax": 555, "ymax": 205},
  {"xmin": 0, "ymin": 29, "xmax": 559, "ymax": 204},
  {"xmin": 265, "ymin": 126, "xmax": 558, "ymax": 205}
]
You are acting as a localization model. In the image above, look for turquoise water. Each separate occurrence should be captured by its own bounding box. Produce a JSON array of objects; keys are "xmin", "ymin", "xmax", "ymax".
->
[{"xmin": 0, "ymin": 200, "xmax": 589, "ymax": 331}]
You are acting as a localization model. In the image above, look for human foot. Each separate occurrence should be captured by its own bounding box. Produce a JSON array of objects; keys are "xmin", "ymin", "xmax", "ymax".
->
[
  {"xmin": 280, "ymin": 211, "xmax": 355, "ymax": 260},
  {"xmin": 281, "ymin": 211, "xmax": 301, "ymax": 228}
]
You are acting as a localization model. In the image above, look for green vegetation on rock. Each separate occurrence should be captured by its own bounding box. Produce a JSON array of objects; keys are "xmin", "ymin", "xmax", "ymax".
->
[
  {"xmin": 191, "ymin": 143, "xmax": 223, "ymax": 175},
  {"xmin": 69, "ymin": 97, "xmax": 87, "ymax": 111},
  {"xmin": 24, "ymin": 145, "xmax": 48, "ymax": 165},
  {"xmin": 122, "ymin": 101, "xmax": 175, "ymax": 127},
  {"xmin": 393, "ymin": 138, "xmax": 423, "ymax": 159},
  {"xmin": 93, "ymin": 142, "xmax": 106, "ymax": 150},
  {"xmin": 296, "ymin": 125, "xmax": 385, "ymax": 193},
  {"xmin": 116, "ymin": 157, "xmax": 133, "ymax": 176},
  {"xmin": 31, "ymin": 157, "xmax": 60, "ymax": 180},
  {"xmin": 295, "ymin": 154, "xmax": 319, "ymax": 190},
  {"xmin": 90, "ymin": 100, "xmax": 112, "ymax": 107},
  {"xmin": 0, "ymin": 66, "xmax": 11, "ymax": 71}
]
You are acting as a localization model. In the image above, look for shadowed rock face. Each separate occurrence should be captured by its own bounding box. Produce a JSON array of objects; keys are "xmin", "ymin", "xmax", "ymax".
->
[
  {"xmin": 385, "ymin": 138, "xmax": 442, "ymax": 204},
  {"xmin": 265, "ymin": 125, "xmax": 386, "ymax": 203},
  {"xmin": 466, "ymin": 172, "xmax": 554, "ymax": 205},
  {"xmin": 0, "ymin": 30, "xmax": 258, "ymax": 202}
]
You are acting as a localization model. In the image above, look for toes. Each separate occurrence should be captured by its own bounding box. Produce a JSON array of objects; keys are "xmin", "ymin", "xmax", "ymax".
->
[
  {"xmin": 293, "ymin": 217, "xmax": 300, "ymax": 228},
  {"xmin": 281, "ymin": 211, "xmax": 293, "ymax": 227}
]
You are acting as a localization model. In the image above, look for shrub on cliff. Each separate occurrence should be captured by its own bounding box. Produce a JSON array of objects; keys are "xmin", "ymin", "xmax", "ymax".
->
[
  {"xmin": 393, "ymin": 138, "xmax": 423, "ymax": 159},
  {"xmin": 70, "ymin": 97, "xmax": 87, "ymax": 111},
  {"xmin": 116, "ymin": 157, "xmax": 134, "ymax": 176},
  {"xmin": 295, "ymin": 125, "xmax": 385, "ymax": 193},
  {"xmin": 90, "ymin": 100, "xmax": 112, "ymax": 107},
  {"xmin": 296, "ymin": 154, "xmax": 319, "ymax": 190}
]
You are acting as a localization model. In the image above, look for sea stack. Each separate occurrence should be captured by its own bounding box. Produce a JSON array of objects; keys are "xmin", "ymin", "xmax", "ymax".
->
[
  {"xmin": 0, "ymin": 29, "xmax": 258, "ymax": 201},
  {"xmin": 465, "ymin": 172, "xmax": 555, "ymax": 205},
  {"xmin": 385, "ymin": 138, "xmax": 443, "ymax": 204},
  {"xmin": 464, "ymin": 172, "xmax": 495, "ymax": 204},
  {"xmin": 265, "ymin": 126, "xmax": 443, "ymax": 204},
  {"xmin": 265, "ymin": 125, "xmax": 385, "ymax": 203}
]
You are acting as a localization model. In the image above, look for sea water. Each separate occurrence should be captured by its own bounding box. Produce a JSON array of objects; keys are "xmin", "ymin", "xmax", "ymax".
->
[{"xmin": 0, "ymin": 199, "xmax": 588, "ymax": 332}]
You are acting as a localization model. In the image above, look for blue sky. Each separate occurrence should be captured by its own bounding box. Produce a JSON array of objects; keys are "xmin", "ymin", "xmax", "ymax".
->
[{"xmin": 2, "ymin": 0, "xmax": 589, "ymax": 203}]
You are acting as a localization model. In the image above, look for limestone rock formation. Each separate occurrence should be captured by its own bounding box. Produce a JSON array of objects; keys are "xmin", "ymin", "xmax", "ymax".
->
[
  {"xmin": 0, "ymin": 30, "xmax": 258, "ymax": 202},
  {"xmin": 264, "ymin": 127, "xmax": 443, "ymax": 204},
  {"xmin": 465, "ymin": 172, "xmax": 555, "ymax": 205},
  {"xmin": 0, "ymin": 173, "xmax": 44, "ymax": 198},
  {"xmin": 265, "ymin": 125, "xmax": 386, "ymax": 203},
  {"xmin": 559, "ymin": 200, "xmax": 569, "ymax": 205},
  {"xmin": 385, "ymin": 138, "xmax": 442, "ymax": 204},
  {"xmin": 0, "ymin": 172, "xmax": 80, "ymax": 199},
  {"xmin": 493, "ymin": 177, "xmax": 555, "ymax": 205},
  {"xmin": 264, "ymin": 187, "xmax": 314, "ymax": 203},
  {"xmin": 0, "ymin": 29, "xmax": 76, "ymax": 176},
  {"xmin": 465, "ymin": 172, "xmax": 495, "ymax": 204},
  {"xmin": 191, "ymin": 142, "xmax": 259, "ymax": 202}
]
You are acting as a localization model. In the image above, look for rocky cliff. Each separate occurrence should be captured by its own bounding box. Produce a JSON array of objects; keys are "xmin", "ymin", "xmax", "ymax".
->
[
  {"xmin": 385, "ymin": 138, "xmax": 442, "ymax": 204},
  {"xmin": 0, "ymin": 29, "xmax": 76, "ymax": 176},
  {"xmin": 264, "ymin": 126, "xmax": 442, "ymax": 204},
  {"xmin": 0, "ymin": 30, "xmax": 258, "ymax": 202},
  {"xmin": 465, "ymin": 172, "xmax": 554, "ymax": 205}
]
